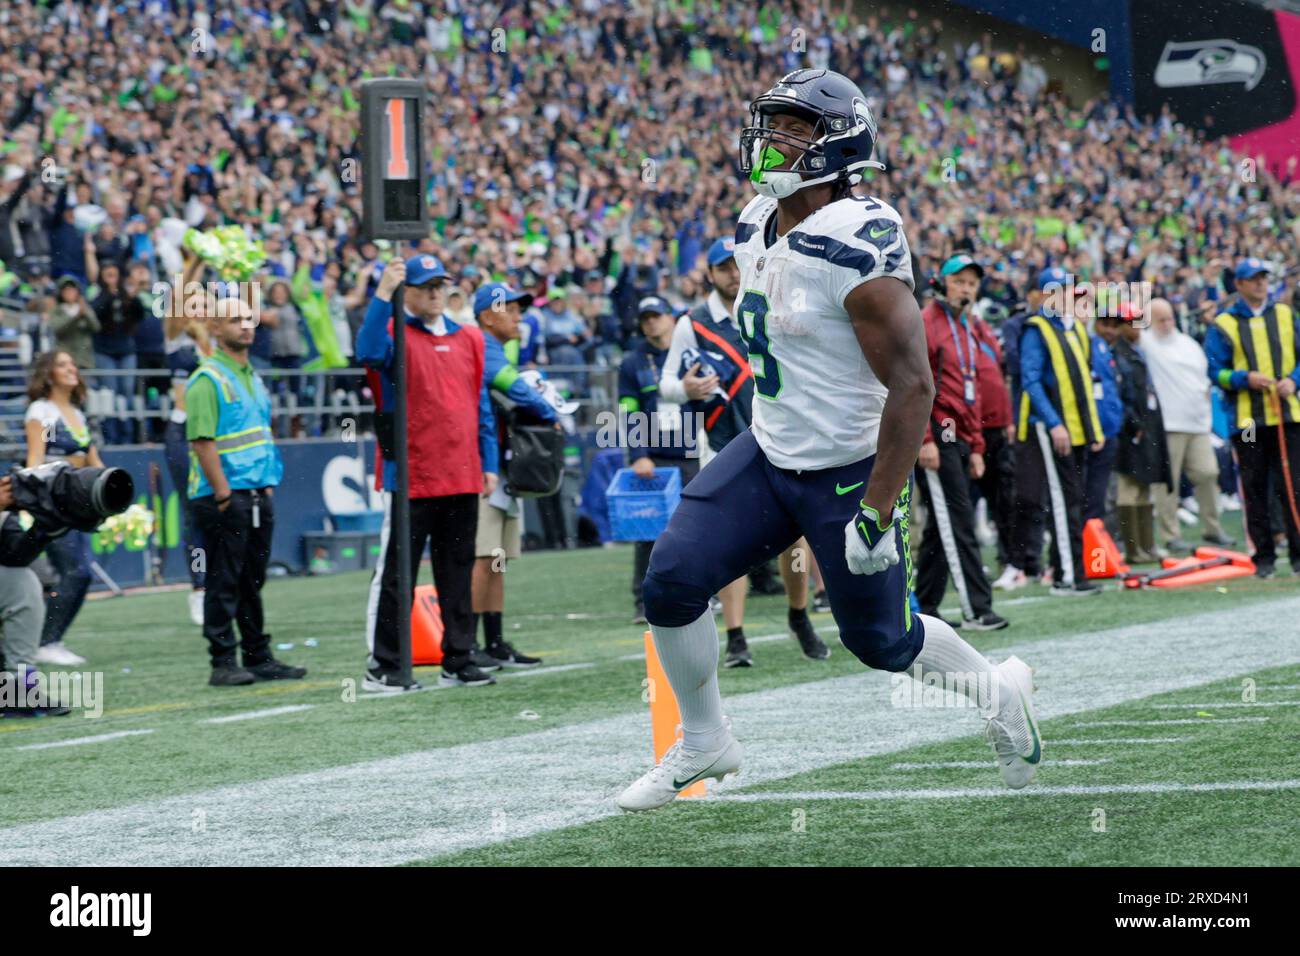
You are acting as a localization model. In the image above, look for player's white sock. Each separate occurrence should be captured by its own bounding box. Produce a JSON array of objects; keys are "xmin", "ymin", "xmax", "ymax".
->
[
  {"xmin": 912, "ymin": 614, "xmax": 1003, "ymax": 715},
  {"xmin": 650, "ymin": 609, "xmax": 727, "ymax": 752}
]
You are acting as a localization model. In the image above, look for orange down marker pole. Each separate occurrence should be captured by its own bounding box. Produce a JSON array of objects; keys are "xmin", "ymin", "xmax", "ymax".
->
[{"xmin": 643, "ymin": 630, "xmax": 706, "ymax": 798}]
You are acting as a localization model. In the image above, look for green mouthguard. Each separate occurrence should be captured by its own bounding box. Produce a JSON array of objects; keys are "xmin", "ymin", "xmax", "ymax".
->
[{"xmin": 750, "ymin": 145, "xmax": 787, "ymax": 183}]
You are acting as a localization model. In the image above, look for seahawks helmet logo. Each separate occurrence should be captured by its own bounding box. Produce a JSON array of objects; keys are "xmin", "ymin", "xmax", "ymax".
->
[{"xmin": 1154, "ymin": 39, "xmax": 1265, "ymax": 92}]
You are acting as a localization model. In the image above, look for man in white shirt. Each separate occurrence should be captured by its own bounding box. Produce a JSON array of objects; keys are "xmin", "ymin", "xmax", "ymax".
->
[{"xmin": 1142, "ymin": 298, "xmax": 1233, "ymax": 550}]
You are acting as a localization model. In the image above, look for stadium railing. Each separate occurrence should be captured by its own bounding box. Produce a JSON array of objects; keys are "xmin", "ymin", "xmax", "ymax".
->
[{"xmin": 0, "ymin": 364, "xmax": 620, "ymax": 458}]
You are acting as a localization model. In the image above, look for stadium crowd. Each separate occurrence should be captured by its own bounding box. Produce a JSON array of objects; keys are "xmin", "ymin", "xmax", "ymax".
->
[{"xmin": 2, "ymin": 0, "xmax": 1299, "ymax": 385}]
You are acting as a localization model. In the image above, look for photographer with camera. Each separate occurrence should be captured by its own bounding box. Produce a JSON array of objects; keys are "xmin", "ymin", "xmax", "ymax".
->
[
  {"xmin": 187, "ymin": 295, "xmax": 306, "ymax": 687},
  {"xmin": 0, "ymin": 475, "xmax": 71, "ymax": 718},
  {"xmin": 24, "ymin": 352, "xmax": 103, "ymax": 667}
]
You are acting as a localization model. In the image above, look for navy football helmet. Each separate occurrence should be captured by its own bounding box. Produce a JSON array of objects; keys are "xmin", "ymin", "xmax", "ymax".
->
[{"xmin": 739, "ymin": 69, "xmax": 884, "ymax": 199}]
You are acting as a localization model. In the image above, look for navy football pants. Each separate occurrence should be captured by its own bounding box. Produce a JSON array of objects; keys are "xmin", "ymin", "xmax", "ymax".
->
[{"xmin": 643, "ymin": 431, "xmax": 925, "ymax": 672}]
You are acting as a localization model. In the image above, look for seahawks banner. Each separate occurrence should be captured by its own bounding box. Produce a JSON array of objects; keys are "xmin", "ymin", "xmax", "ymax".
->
[
  {"xmin": 1130, "ymin": 0, "xmax": 1297, "ymax": 141},
  {"xmin": 949, "ymin": 0, "xmax": 1300, "ymax": 169}
]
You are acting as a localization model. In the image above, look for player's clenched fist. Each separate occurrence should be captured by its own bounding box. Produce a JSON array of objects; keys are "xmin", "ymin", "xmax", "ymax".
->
[{"xmin": 844, "ymin": 504, "xmax": 901, "ymax": 576}]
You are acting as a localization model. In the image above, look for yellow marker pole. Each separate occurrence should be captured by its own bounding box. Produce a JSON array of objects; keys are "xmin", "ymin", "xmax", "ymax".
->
[{"xmin": 643, "ymin": 630, "xmax": 707, "ymax": 799}]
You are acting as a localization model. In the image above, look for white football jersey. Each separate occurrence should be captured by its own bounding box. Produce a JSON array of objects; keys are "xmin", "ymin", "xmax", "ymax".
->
[{"xmin": 731, "ymin": 192, "xmax": 915, "ymax": 470}]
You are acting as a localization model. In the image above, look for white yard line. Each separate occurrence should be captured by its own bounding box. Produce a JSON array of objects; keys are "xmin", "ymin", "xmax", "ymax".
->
[
  {"xmin": 891, "ymin": 758, "xmax": 1109, "ymax": 770},
  {"xmin": 714, "ymin": 779, "xmax": 1300, "ymax": 803},
  {"xmin": 0, "ymin": 597, "xmax": 1297, "ymax": 865},
  {"xmin": 201, "ymin": 705, "xmax": 316, "ymax": 725},
  {"xmin": 498, "ymin": 663, "xmax": 595, "ymax": 679},
  {"xmin": 1070, "ymin": 717, "xmax": 1271, "ymax": 727},
  {"xmin": 15, "ymin": 730, "xmax": 154, "ymax": 751},
  {"xmin": 1148, "ymin": 701, "xmax": 1300, "ymax": 709},
  {"xmin": 1050, "ymin": 737, "xmax": 1190, "ymax": 745}
]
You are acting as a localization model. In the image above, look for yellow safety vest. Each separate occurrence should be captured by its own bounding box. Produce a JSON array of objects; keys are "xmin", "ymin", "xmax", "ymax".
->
[
  {"xmin": 1212, "ymin": 303, "xmax": 1300, "ymax": 429},
  {"xmin": 1017, "ymin": 315, "xmax": 1103, "ymax": 446}
]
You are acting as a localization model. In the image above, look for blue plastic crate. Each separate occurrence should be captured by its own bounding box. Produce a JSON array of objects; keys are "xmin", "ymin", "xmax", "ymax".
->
[
  {"xmin": 333, "ymin": 510, "xmax": 385, "ymax": 533},
  {"xmin": 605, "ymin": 467, "xmax": 682, "ymax": 542}
]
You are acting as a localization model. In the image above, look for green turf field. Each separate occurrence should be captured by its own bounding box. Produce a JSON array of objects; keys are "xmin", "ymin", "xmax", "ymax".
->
[{"xmin": 1, "ymin": 513, "xmax": 1297, "ymax": 867}]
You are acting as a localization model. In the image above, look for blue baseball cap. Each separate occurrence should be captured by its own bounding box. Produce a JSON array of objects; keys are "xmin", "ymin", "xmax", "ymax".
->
[
  {"xmin": 1235, "ymin": 257, "xmax": 1271, "ymax": 280},
  {"xmin": 940, "ymin": 254, "xmax": 985, "ymax": 279},
  {"xmin": 1037, "ymin": 266, "xmax": 1068, "ymax": 291},
  {"xmin": 472, "ymin": 281, "xmax": 533, "ymax": 317},
  {"xmin": 404, "ymin": 254, "xmax": 448, "ymax": 286},
  {"xmin": 706, "ymin": 237, "xmax": 737, "ymax": 267},
  {"xmin": 637, "ymin": 295, "xmax": 673, "ymax": 318}
]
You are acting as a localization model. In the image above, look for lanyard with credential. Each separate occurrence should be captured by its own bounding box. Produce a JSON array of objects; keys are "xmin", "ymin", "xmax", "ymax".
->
[{"xmin": 942, "ymin": 304, "xmax": 978, "ymax": 406}]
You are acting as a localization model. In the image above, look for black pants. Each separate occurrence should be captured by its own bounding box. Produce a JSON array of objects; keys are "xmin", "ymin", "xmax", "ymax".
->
[
  {"xmin": 1083, "ymin": 439, "xmax": 1117, "ymax": 524},
  {"xmin": 1235, "ymin": 423, "xmax": 1300, "ymax": 566},
  {"xmin": 1011, "ymin": 423, "xmax": 1087, "ymax": 586},
  {"xmin": 632, "ymin": 456, "xmax": 701, "ymax": 605},
  {"xmin": 193, "ymin": 489, "xmax": 274, "ymax": 668},
  {"xmin": 916, "ymin": 439, "xmax": 993, "ymax": 620},
  {"xmin": 368, "ymin": 492, "xmax": 477, "ymax": 674},
  {"xmin": 1008, "ymin": 440, "xmax": 1045, "ymax": 576},
  {"xmin": 537, "ymin": 491, "xmax": 568, "ymax": 549},
  {"xmin": 977, "ymin": 426, "xmax": 1016, "ymax": 567},
  {"xmin": 165, "ymin": 420, "xmax": 205, "ymax": 589}
]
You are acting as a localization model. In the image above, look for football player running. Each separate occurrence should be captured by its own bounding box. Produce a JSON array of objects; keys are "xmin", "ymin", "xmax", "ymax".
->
[{"xmin": 617, "ymin": 70, "xmax": 1041, "ymax": 812}]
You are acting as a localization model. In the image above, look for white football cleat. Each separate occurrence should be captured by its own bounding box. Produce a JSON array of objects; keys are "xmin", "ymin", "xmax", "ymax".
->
[
  {"xmin": 189, "ymin": 589, "xmax": 205, "ymax": 627},
  {"xmin": 984, "ymin": 655, "xmax": 1042, "ymax": 790},
  {"xmin": 33, "ymin": 642, "xmax": 86, "ymax": 666},
  {"xmin": 617, "ymin": 725, "xmax": 743, "ymax": 812},
  {"xmin": 992, "ymin": 565, "xmax": 1027, "ymax": 591}
]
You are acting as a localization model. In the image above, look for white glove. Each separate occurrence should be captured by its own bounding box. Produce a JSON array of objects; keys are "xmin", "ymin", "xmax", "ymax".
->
[{"xmin": 844, "ymin": 504, "xmax": 901, "ymax": 576}]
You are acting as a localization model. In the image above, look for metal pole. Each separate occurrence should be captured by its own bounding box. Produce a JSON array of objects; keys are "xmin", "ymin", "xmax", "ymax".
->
[{"xmin": 392, "ymin": 281, "xmax": 413, "ymax": 686}]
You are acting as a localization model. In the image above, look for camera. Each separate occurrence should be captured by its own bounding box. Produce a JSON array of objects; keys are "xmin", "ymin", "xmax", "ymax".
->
[{"xmin": 7, "ymin": 461, "xmax": 135, "ymax": 533}]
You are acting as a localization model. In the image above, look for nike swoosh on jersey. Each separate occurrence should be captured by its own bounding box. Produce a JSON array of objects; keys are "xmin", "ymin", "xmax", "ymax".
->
[{"xmin": 835, "ymin": 481, "xmax": 865, "ymax": 495}]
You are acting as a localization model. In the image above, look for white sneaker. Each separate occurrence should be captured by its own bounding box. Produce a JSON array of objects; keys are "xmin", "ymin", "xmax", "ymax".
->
[
  {"xmin": 984, "ymin": 656, "xmax": 1042, "ymax": 789},
  {"xmin": 974, "ymin": 499, "xmax": 996, "ymax": 548},
  {"xmin": 616, "ymin": 723, "xmax": 743, "ymax": 812},
  {"xmin": 992, "ymin": 565, "xmax": 1027, "ymax": 591},
  {"xmin": 188, "ymin": 589, "xmax": 205, "ymax": 627},
  {"xmin": 33, "ymin": 643, "xmax": 86, "ymax": 666}
]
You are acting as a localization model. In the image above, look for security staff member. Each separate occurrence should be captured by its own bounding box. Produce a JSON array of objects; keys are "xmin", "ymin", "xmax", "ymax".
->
[
  {"xmin": 620, "ymin": 295, "xmax": 702, "ymax": 625},
  {"xmin": 357, "ymin": 254, "xmax": 499, "ymax": 690},
  {"xmin": 188, "ymin": 295, "xmax": 305, "ymax": 686},
  {"xmin": 1205, "ymin": 258, "xmax": 1300, "ymax": 578},
  {"xmin": 1013, "ymin": 267, "xmax": 1105, "ymax": 596},
  {"xmin": 916, "ymin": 255, "xmax": 1007, "ymax": 631}
]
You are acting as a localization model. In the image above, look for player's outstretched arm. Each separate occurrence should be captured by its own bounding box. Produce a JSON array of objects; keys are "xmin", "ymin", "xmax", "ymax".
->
[{"xmin": 846, "ymin": 276, "xmax": 934, "ymax": 516}]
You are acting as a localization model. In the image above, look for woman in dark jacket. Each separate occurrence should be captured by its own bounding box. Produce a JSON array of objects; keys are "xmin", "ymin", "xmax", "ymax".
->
[{"xmin": 1099, "ymin": 306, "xmax": 1172, "ymax": 562}]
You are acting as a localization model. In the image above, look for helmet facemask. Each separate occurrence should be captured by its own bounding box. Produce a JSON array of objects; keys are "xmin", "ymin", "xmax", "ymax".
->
[{"xmin": 739, "ymin": 99, "xmax": 882, "ymax": 199}]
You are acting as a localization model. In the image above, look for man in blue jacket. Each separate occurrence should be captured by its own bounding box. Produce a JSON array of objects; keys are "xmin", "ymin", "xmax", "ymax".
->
[
  {"xmin": 1205, "ymin": 258, "xmax": 1300, "ymax": 578},
  {"xmin": 470, "ymin": 281, "xmax": 558, "ymax": 670},
  {"xmin": 618, "ymin": 296, "xmax": 704, "ymax": 625},
  {"xmin": 1085, "ymin": 311, "xmax": 1124, "ymax": 525},
  {"xmin": 1011, "ymin": 267, "xmax": 1106, "ymax": 596}
]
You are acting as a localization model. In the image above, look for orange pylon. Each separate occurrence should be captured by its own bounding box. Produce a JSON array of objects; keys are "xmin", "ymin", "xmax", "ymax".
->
[
  {"xmin": 412, "ymin": 584, "xmax": 444, "ymax": 665},
  {"xmin": 1083, "ymin": 517, "xmax": 1129, "ymax": 579}
]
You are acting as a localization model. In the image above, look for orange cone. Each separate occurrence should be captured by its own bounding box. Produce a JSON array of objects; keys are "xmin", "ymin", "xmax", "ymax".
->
[
  {"xmin": 1083, "ymin": 517, "xmax": 1129, "ymax": 579},
  {"xmin": 411, "ymin": 584, "xmax": 444, "ymax": 665},
  {"xmin": 643, "ymin": 630, "xmax": 706, "ymax": 799}
]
